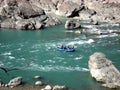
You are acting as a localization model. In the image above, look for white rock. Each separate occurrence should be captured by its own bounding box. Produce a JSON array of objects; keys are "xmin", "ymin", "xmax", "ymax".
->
[
  {"xmin": 34, "ymin": 75, "xmax": 41, "ymax": 79},
  {"xmin": 89, "ymin": 52, "xmax": 120, "ymax": 88},
  {"xmin": 5, "ymin": 84, "xmax": 8, "ymax": 87},
  {"xmin": 8, "ymin": 76, "xmax": 22, "ymax": 86},
  {"xmin": 2, "ymin": 84, "xmax": 4, "ymax": 87},
  {"xmin": 44, "ymin": 85, "xmax": 52, "ymax": 90},
  {"xmin": 53, "ymin": 85, "xmax": 66, "ymax": 90},
  {"xmin": 35, "ymin": 81, "xmax": 43, "ymax": 86},
  {"xmin": 10, "ymin": 86, "xmax": 14, "ymax": 88},
  {"xmin": 41, "ymin": 88, "xmax": 45, "ymax": 90}
]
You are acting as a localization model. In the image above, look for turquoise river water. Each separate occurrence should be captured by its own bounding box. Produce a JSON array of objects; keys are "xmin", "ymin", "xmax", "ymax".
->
[{"xmin": 0, "ymin": 22, "xmax": 120, "ymax": 90}]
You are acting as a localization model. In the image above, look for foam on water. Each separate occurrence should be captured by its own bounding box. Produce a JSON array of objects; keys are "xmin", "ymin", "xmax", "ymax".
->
[
  {"xmin": 28, "ymin": 63, "xmax": 89, "ymax": 72},
  {"xmin": 117, "ymin": 50, "xmax": 120, "ymax": 52},
  {"xmin": 45, "ymin": 42, "xmax": 56, "ymax": 47},
  {"xmin": 20, "ymin": 58, "xmax": 26, "ymax": 60},
  {"xmin": 95, "ymin": 33, "xmax": 119, "ymax": 38},
  {"xmin": 47, "ymin": 59, "xmax": 56, "ymax": 64},
  {"xmin": 67, "ymin": 39, "xmax": 95, "ymax": 45},
  {"xmin": 31, "ymin": 44, "xmax": 41, "ymax": 48},
  {"xmin": 16, "ymin": 48, "xmax": 21, "ymax": 51},
  {"xmin": 29, "ymin": 50, "xmax": 39, "ymax": 53},
  {"xmin": 53, "ymin": 57, "xmax": 65, "ymax": 60},
  {"xmin": 0, "ymin": 61, "xmax": 4, "ymax": 66},
  {"xmin": 74, "ymin": 56, "xmax": 83, "ymax": 60},
  {"xmin": 8, "ymin": 56, "xmax": 15, "ymax": 59},
  {"xmin": 82, "ymin": 25, "xmax": 96, "ymax": 28},
  {"xmin": 98, "ymin": 23, "xmax": 120, "ymax": 27},
  {"xmin": 1, "ymin": 52, "xmax": 12, "ymax": 56}
]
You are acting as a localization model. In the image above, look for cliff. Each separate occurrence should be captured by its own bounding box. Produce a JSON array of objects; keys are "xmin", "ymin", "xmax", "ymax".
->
[
  {"xmin": 0, "ymin": 0, "xmax": 120, "ymax": 30},
  {"xmin": 29, "ymin": 0, "xmax": 120, "ymax": 23}
]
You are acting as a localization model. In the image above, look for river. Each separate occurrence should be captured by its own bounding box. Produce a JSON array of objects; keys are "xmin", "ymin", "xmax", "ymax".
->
[{"xmin": 0, "ymin": 22, "xmax": 120, "ymax": 90}]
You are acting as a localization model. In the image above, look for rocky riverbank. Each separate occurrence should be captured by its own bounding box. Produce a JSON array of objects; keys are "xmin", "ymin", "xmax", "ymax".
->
[
  {"xmin": 0, "ymin": 75, "xmax": 68, "ymax": 90},
  {"xmin": 0, "ymin": 0, "xmax": 61, "ymax": 30},
  {"xmin": 0, "ymin": 0, "xmax": 120, "ymax": 30}
]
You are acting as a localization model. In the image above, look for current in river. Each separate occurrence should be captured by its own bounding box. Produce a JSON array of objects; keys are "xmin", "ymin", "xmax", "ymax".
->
[{"xmin": 0, "ymin": 21, "xmax": 120, "ymax": 90}]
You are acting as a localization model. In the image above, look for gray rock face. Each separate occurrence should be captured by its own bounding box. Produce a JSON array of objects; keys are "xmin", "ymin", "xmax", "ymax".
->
[
  {"xmin": 29, "ymin": 0, "xmax": 120, "ymax": 23},
  {"xmin": 0, "ymin": 0, "xmax": 61, "ymax": 30},
  {"xmin": 17, "ymin": 1, "xmax": 45, "ymax": 19},
  {"xmin": 15, "ymin": 19, "xmax": 36, "ymax": 30},
  {"xmin": 0, "ymin": 0, "xmax": 120, "ymax": 30},
  {"xmin": 65, "ymin": 19, "xmax": 81, "ymax": 30},
  {"xmin": 84, "ymin": 0, "xmax": 120, "ymax": 23},
  {"xmin": 8, "ymin": 77, "xmax": 22, "ymax": 86},
  {"xmin": 89, "ymin": 52, "xmax": 120, "ymax": 88},
  {"xmin": 57, "ymin": 1, "xmax": 81, "ymax": 17},
  {"xmin": 1, "ymin": 18, "xmax": 15, "ymax": 28}
]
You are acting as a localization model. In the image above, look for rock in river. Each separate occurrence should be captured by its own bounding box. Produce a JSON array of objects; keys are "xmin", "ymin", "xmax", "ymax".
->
[
  {"xmin": 88, "ymin": 52, "xmax": 120, "ymax": 88},
  {"xmin": 53, "ymin": 85, "xmax": 67, "ymax": 90},
  {"xmin": 35, "ymin": 81, "xmax": 43, "ymax": 86},
  {"xmin": 8, "ymin": 76, "xmax": 22, "ymax": 87},
  {"xmin": 65, "ymin": 19, "xmax": 81, "ymax": 30}
]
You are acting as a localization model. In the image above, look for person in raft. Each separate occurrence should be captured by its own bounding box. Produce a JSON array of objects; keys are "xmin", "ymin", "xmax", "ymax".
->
[{"xmin": 58, "ymin": 44, "xmax": 74, "ymax": 49}]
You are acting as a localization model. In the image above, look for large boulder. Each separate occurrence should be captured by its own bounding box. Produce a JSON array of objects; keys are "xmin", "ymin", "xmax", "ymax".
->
[
  {"xmin": 88, "ymin": 52, "xmax": 120, "ymax": 88},
  {"xmin": 56, "ymin": 1, "xmax": 81, "ymax": 17},
  {"xmin": 65, "ymin": 19, "xmax": 81, "ymax": 30},
  {"xmin": 15, "ymin": 19, "xmax": 36, "ymax": 30},
  {"xmin": 17, "ymin": 1, "xmax": 45, "ymax": 19},
  {"xmin": 44, "ymin": 15, "xmax": 61, "ymax": 27},
  {"xmin": 8, "ymin": 77, "xmax": 22, "ymax": 86},
  {"xmin": 44, "ymin": 85, "xmax": 52, "ymax": 90},
  {"xmin": 15, "ymin": 15, "xmax": 61, "ymax": 30}
]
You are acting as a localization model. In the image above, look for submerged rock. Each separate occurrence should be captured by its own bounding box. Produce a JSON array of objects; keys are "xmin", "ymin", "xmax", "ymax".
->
[
  {"xmin": 34, "ymin": 75, "xmax": 41, "ymax": 79},
  {"xmin": 88, "ymin": 52, "xmax": 120, "ymax": 88}
]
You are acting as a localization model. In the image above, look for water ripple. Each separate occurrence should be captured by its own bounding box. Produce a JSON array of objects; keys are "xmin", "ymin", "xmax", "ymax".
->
[
  {"xmin": 1, "ymin": 52, "xmax": 12, "ymax": 56},
  {"xmin": 28, "ymin": 63, "xmax": 89, "ymax": 72}
]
